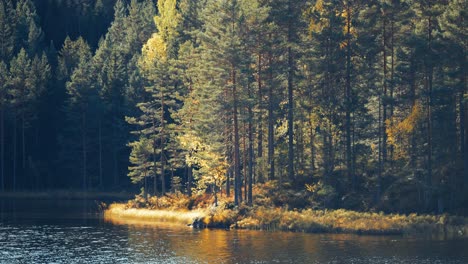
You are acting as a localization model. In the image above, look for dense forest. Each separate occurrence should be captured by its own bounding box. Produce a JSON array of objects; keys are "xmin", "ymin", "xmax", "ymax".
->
[{"xmin": 0, "ymin": 0, "xmax": 466, "ymax": 214}]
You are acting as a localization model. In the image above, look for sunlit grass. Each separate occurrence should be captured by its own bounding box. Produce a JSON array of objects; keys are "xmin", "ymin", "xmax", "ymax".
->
[
  {"xmin": 103, "ymin": 189, "xmax": 468, "ymax": 238},
  {"xmin": 235, "ymin": 207, "xmax": 468, "ymax": 237},
  {"xmin": 105, "ymin": 202, "xmax": 468, "ymax": 237},
  {"xmin": 104, "ymin": 203, "xmax": 206, "ymax": 225}
]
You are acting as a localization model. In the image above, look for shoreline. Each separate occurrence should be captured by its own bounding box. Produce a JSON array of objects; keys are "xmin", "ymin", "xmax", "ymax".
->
[
  {"xmin": 0, "ymin": 190, "xmax": 134, "ymax": 200},
  {"xmin": 104, "ymin": 203, "xmax": 468, "ymax": 238}
]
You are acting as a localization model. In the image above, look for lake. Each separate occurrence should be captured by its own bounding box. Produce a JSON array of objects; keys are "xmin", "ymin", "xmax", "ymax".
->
[{"xmin": 0, "ymin": 198, "xmax": 467, "ymax": 263}]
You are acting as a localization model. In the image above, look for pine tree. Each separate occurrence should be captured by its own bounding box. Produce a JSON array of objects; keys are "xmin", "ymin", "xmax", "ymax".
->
[
  {"xmin": 8, "ymin": 48, "xmax": 32, "ymax": 190},
  {"xmin": 58, "ymin": 36, "xmax": 91, "ymax": 81},
  {"xmin": 15, "ymin": 0, "xmax": 44, "ymax": 55},
  {"xmin": 439, "ymin": 0, "xmax": 468, "ymax": 192},
  {"xmin": 0, "ymin": 0, "xmax": 15, "ymax": 61},
  {"xmin": 65, "ymin": 57, "xmax": 99, "ymax": 190},
  {"xmin": 93, "ymin": 0, "xmax": 157, "ymax": 187},
  {"xmin": 127, "ymin": 0, "xmax": 181, "ymax": 195},
  {"xmin": 128, "ymin": 136, "xmax": 154, "ymax": 199},
  {"xmin": 0, "ymin": 61, "xmax": 8, "ymax": 190}
]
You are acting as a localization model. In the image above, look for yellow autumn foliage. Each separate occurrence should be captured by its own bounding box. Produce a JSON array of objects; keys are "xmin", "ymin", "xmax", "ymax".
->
[
  {"xmin": 386, "ymin": 103, "xmax": 423, "ymax": 159},
  {"xmin": 178, "ymin": 132, "xmax": 227, "ymax": 192},
  {"xmin": 154, "ymin": 0, "xmax": 181, "ymax": 43},
  {"xmin": 140, "ymin": 33, "xmax": 167, "ymax": 71},
  {"xmin": 139, "ymin": 0, "xmax": 181, "ymax": 72}
]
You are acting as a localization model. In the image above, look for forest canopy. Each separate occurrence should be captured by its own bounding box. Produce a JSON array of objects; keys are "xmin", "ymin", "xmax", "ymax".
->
[{"xmin": 0, "ymin": 0, "xmax": 466, "ymax": 214}]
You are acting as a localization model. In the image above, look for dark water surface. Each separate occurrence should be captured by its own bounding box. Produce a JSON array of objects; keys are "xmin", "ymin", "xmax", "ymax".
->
[{"xmin": 0, "ymin": 198, "xmax": 467, "ymax": 264}]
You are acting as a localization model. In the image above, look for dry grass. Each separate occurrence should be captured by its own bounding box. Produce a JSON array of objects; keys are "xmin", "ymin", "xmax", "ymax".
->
[
  {"xmin": 104, "ymin": 203, "xmax": 206, "ymax": 225},
  {"xmin": 105, "ymin": 202, "xmax": 468, "ymax": 237},
  {"xmin": 235, "ymin": 207, "xmax": 468, "ymax": 237},
  {"xmin": 103, "ymin": 189, "xmax": 468, "ymax": 238}
]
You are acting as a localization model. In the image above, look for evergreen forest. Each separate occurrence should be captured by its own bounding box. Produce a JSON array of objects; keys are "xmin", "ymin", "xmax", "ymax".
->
[{"xmin": 0, "ymin": 0, "xmax": 466, "ymax": 214}]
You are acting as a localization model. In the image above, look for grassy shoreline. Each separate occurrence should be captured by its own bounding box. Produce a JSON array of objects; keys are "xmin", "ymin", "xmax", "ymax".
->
[
  {"xmin": 104, "ymin": 202, "xmax": 468, "ymax": 238},
  {"xmin": 104, "ymin": 203, "xmax": 206, "ymax": 225}
]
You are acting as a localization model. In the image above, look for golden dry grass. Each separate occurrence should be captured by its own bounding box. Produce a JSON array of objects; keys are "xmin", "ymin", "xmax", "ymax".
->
[
  {"xmin": 235, "ymin": 207, "xmax": 468, "ymax": 237},
  {"xmin": 104, "ymin": 191, "xmax": 468, "ymax": 238},
  {"xmin": 104, "ymin": 203, "xmax": 206, "ymax": 225}
]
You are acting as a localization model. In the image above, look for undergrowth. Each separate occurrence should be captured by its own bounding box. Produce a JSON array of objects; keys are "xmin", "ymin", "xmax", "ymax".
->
[{"xmin": 104, "ymin": 182, "xmax": 468, "ymax": 237}]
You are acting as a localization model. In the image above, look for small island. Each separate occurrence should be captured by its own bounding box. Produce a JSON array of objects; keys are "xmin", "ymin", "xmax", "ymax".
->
[{"xmin": 104, "ymin": 180, "xmax": 468, "ymax": 238}]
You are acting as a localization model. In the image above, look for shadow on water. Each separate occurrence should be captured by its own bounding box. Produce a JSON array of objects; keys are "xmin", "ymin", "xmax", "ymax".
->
[{"xmin": 1, "ymin": 198, "xmax": 468, "ymax": 263}]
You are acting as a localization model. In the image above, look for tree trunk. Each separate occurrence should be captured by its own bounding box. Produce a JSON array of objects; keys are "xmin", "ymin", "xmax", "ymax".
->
[
  {"xmin": 410, "ymin": 55, "xmax": 417, "ymax": 170},
  {"xmin": 248, "ymin": 102, "xmax": 254, "ymax": 205},
  {"xmin": 241, "ymin": 122, "xmax": 248, "ymax": 202},
  {"xmin": 378, "ymin": 92, "xmax": 382, "ymax": 200},
  {"xmin": 99, "ymin": 120, "xmax": 103, "ymax": 187},
  {"xmin": 309, "ymin": 119, "xmax": 315, "ymax": 176},
  {"xmin": 287, "ymin": 5, "xmax": 294, "ymax": 180},
  {"xmin": 257, "ymin": 52, "xmax": 263, "ymax": 183},
  {"xmin": 243, "ymin": 121, "xmax": 247, "ymax": 203},
  {"xmin": 267, "ymin": 39, "xmax": 275, "ymax": 181},
  {"xmin": 233, "ymin": 68, "xmax": 241, "ymax": 205},
  {"xmin": 81, "ymin": 112, "xmax": 87, "ymax": 191},
  {"xmin": 1, "ymin": 106, "xmax": 4, "ymax": 191},
  {"xmin": 462, "ymin": 70, "xmax": 468, "ymax": 188},
  {"xmin": 425, "ymin": 17, "xmax": 433, "ymax": 210},
  {"xmin": 225, "ymin": 87, "xmax": 231, "ymax": 197},
  {"xmin": 382, "ymin": 12, "xmax": 388, "ymax": 165},
  {"xmin": 22, "ymin": 111, "xmax": 26, "ymax": 172},
  {"xmin": 161, "ymin": 90, "xmax": 166, "ymax": 195},
  {"xmin": 187, "ymin": 166, "xmax": 192, "ymax": 196},
  {"xmin": 389, "ymin": 17, "xmax": 395, "ymax": 165},
  {"xmin": 153, "ymin": 143, "xmax": 158, "ymax": 196},
  {"xmin": 13, "ymin": 111, "xmax": 17, "ymax": 190},
  {"xmin": 112, "ymin": 123, "xmax": 118, "ymax": 187},
  {"xmin": 152, "ymin": 118, "xmax": 158, "ymax": 196},
  {"xmin": 144, "ymin": 170, "xmax": 148, "ymax": 201},
  {"xmin": 345, "ymin": 2, "xmax": 353, "ymax": 186}
]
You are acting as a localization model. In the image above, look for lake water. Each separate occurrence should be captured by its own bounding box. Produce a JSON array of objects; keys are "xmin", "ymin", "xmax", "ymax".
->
[{"xmin": 0, "ymin": 198, "xmax": 467, "ymax": 263}]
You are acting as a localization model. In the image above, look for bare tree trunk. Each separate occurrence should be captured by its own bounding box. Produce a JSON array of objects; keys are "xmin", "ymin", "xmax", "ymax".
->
[
  {"xmin": 257, "ymin": 52, "xmax": 263, "ymax": 183},
  {"xmin": 382, "ymin": 11, "xmax": 388, "ymax": 168},
  {"xmin": 425, "ymin": 17, "xmax": 433, "ymax": 210},
  {"xmin": 345, "ymin": 1, "xmax": 353, "ymax": 186},
  {"xmin": 1, "ymin": 106, "xmax": 4, "ymax": 191},
  {"xmin": 410, "ymin": 56, "xmax": 417, "ymax": 170},
  {"xmin": 99, "ymin": 120, "xmax": 103, "ymax": 187},
  {"xmin": 161, "ymin": 90, "xmax": 166, "ymax": 195},
  {"xmin": 225, "ymin": 87, "xmax": 231, "ymax": 197},
  {"xmin": 248, "ymin": 101, "xmax": 254, "ymax": 205},
  {"xmin": 389, "ymin": 17, "xmax": 395, "ymax": 166},
  {"xmin": 309, "ymin": 119, "xmax": 315, "ymax": 176},
  {"xmin": 152, "ymin": 119, "xmax": 158, "ymax": 196},
  {"xmin": 378, "ymin": 90, "xmax": 382, "ymax": 200},
  {"xmin": 233, "ymin": 68, "xmax": 241, "ymax": 205},
  {"xmin": 243, "ymin": 120, "xmax": 247, "ymax": 203},
  {"xmin": 462, "ymin": 67, "xmax": 468, "ymax": 188},
  {"xmin": 153, "ymin": 144, "xmax": 158, "ymax": 196},
  {"xmin": 112, "ymin": 125, "xmax": 118, "ymax": 187},
  {"xmin": 323, "ymin": 29, "xmax": 332, "ymax": 182},
  {"xmin": 187, "ymin": 166, "xmax": 192, "ymax": 196},
  {"xmin": 81, "ymin": 112, "xmax": 87, "ymax": 191},
  {"xmin": 144, "ymin": 170, "xmax": 148, "ymax": 201},
  {"xmin": 267, "ymin": 40, "xmax": 275, "ymax": 181},
  {"xmin": 287, "ymin": 2, "xmax": 294, "ymax": 180},
  {"xmin": 13, "ymin": 112, "xmax": 17, "ymax": 190},
  {"xmin": 22, "ymin": 112, "xmax": 26, "ymax": 171}
]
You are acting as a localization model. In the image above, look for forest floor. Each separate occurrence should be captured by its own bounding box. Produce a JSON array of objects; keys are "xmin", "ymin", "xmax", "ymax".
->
[{"xmin": 103, "ymin": 183, "xmax": 468, "ymax": 238}]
